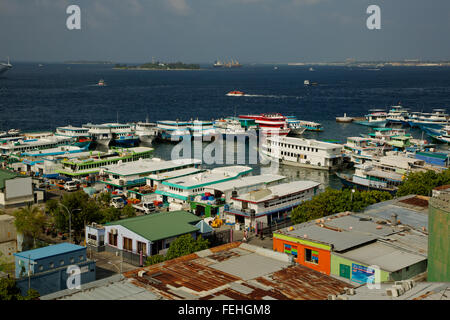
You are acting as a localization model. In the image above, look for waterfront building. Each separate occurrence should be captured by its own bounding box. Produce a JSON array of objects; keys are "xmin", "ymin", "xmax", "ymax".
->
[
  {"xmin": 155, "ymin": 166, "xmax": 253, "ymax": 209},
  {"xmin": 262, "ymin": 136, "xmax": 344, "ymax": 170},
  {"xmin": 56, "ymin": 147, "xmax": 153, "ymax": 178},
  {"xmin": 99, "ymin": 158, "xmax": 202, "ymax": 191},
  {"xmin": 189, "ymin": 174, "xmax": 286, "ymax": 218},
  {"xmin": 224, "ymin": 180, "xmax": 321, "ymax": 229}
]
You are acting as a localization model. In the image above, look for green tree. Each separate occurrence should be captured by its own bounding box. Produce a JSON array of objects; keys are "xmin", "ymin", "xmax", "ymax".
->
[
  {"xmin": 122, "ymin": 204, "xmax": 136, "ymax": 218},
  {"xmin": 165, "ymin": 234, "xmax": 210, "ymax": 260},
  {"xmin": 0, "ymin": 278, "xmax": 40, "ymax": 300},
  {"xmin": 291, "ymin": 188, "xmax": 392, "ymax": 224},
  {"xmin": 0, "ymin": 278, "xmax": 22, "ymax": 300},
  {"xmin": 100, "ymin": 207, "xmax": 121, "ymax": 224},
  {"xmin": 397, "ymin": 170, "xmax": 450, "ymax": 197},
  {"xmin": 97, "ymin": 192, "xmax": 112, "ymax": 208},
  {"xmin": 13, "ymin": 204, "xmax": 47, "ymax": 248}
]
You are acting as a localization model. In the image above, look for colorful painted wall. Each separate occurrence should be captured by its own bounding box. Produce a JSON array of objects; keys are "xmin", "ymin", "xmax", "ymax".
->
[
  {"xmin": 330, "ymin": 254, "xmax": 390, "ymax": 283},
  {"xmin": 273, "ymin": 233, "xmax": 331, "ymax": 275}
]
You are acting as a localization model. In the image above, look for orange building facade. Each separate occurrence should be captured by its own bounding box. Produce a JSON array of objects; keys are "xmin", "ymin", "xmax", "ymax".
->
[{"xmin": 273, "ymin": 233, "xmax": 332, "ymax": 275}]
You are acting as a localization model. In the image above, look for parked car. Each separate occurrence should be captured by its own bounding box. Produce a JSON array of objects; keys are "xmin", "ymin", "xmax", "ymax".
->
[{"xmin": 110, "ymin": 196, "xmax": 127, "ymax": 209}]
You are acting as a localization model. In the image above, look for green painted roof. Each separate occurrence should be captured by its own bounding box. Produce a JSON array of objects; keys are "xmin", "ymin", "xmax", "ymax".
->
[
  {"xmin": 105, "ymin": 211, "xmax": 201, "ymax": 242},
  {"xmin": 0, "ymin": 169, "xmax": 21, "ymax": 189}
]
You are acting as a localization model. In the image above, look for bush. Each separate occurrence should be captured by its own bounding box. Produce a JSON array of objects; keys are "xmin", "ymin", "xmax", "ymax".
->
[
  {"xmin": 396, "ymin": 170, "xmax": 450, "ymax": 197},
  {"xmin": 145, "ymin": 254, "xmax": 165, "ymax": 266},
  {"xmin": 291, "ymin": 188, "xmax": 392, "ymax": 224}
]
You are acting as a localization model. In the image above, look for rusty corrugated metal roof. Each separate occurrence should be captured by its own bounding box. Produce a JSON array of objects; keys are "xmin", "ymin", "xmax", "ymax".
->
[{"xmin": 124, "ymin": 242, "xmax": 353, "ymax": 300}]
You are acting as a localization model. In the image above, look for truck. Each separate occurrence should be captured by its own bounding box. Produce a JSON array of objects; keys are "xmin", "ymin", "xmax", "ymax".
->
[
  {"xmin": 110, "ymin": 196, "xmax": 127, "ymax": 209},
  {"xmin": 132, "ymin": 201, "xmax": 156, "ymax": 214}
]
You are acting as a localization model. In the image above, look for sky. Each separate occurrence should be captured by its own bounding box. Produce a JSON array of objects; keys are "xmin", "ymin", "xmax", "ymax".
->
[{"xmin": 1, "ymin": 0, "xmax": 450, "ymax": 63}]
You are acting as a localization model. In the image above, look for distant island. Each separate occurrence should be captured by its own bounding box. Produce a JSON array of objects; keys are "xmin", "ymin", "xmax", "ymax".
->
[
  {"xmin": 114, "ymin": 61, "xmax": 200, "ymax": 70},
  {"xmin": 64, "ymin": 61, "xmax": 115, "ymax": 65}
]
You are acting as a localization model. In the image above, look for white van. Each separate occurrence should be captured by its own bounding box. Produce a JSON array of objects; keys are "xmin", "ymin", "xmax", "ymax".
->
[{"xmin": 64, "ymin": 180, "xmax": 80, "ymax": 192}]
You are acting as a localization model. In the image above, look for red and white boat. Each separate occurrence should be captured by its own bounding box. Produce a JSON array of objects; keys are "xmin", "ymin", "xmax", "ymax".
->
[
  {"xmin": 226, "ymin": 90, "xmax": 245, "ymax": 96},
  {"xmin": 239, "ymin": 113, "xmax": 290, "ymax": 136}
]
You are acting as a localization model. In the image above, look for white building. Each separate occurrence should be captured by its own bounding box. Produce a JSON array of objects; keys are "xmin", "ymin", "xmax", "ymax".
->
[
  {"xmin": 262, "ymin": 136, "xmax": 344, "ymax": 170},
  {"xmin": 0, "ymin": 169, "xmax": 33, "ymax": 208},
  {"xmin": 203, "ymin": 174, "xmax": 286, "ymax": 203},
  {"xmin": 100, "ymin": 158, "xmax": 202, "ymax": 191},
  {"xmin": 224, "ymin": 180, "xmax": 321, "ymax": 229},
  {"xmin": 155, "ymin": 166, "xmax": 253, "ymax": 207},
  {"xmin": 103, "ymin": 211, "xmax": 202, "ymax": 257}
]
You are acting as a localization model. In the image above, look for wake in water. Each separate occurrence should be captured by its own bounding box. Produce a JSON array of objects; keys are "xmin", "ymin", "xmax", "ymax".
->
[{"xmin": 241, "ymin": 94, "xmax": 302, "ymax": 99}]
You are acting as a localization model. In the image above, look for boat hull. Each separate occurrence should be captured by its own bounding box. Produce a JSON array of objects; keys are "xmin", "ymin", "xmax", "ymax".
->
[
  {"xmin": 354, "ymin": 120, "xmax": 387, "ymax": 127},
  {"xmin": 113, "ymin": 137, "xmax": 139, "ymax": 147},
  {"xmin": 336, "ymin": 173, "xmax": 397, "ymax": 195}
]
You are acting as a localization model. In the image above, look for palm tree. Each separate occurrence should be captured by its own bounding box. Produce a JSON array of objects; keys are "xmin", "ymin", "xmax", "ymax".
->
[{"xmin": 13, "ymin": 204, "xmax": 46, "ymax": 249}]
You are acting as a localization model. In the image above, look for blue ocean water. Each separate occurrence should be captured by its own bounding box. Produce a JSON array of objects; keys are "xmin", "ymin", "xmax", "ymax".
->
[{"xmin": 1, "ymin": 63, "xmax": 450, "ymax": 188}]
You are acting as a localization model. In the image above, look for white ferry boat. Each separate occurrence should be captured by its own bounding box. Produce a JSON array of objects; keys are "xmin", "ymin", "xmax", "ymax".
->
[
  {"xmin": 413, "ymin": 109, "xmax": 449, "ymax": 130},
  {"xmin": 213, "ymin": 118, "xmax": 247, "ymax": 137},
  {"xmin": 83, "ymin": 123, "xmax": 138, "ymax": 147},
  {"xmin": 157, "ymin": 120, "xmax": 192, "ymax": 141},
  {"xmin": 189, "ymin": 120, "xmax": 218, "ymax": 139},
  {"xmin": 0, "ymin": 136, "xmax": 74, "ymax": 156},
  {"xmin": 285, "ymin": 116, "xmax": 307, "ymax": 135},
  {"xmin": 135, "ymin": 121, "xmax": 158, "ymax": 144},
  {"xmin": 386, "ymin": 105, "xmax": 410, "ymax": 126},
  {"xmin": 261, "ymin": 136, "xmax": 344, "ymax": 171}
]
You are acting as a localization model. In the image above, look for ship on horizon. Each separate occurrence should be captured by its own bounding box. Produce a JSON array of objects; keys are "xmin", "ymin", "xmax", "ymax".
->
[
  {"xmin": 0, "ymin": 57, "xmax": 12, "ymax": 75},
  {"xmin": 213, "ymin": 58, "xmax": 242, "ymax": 68}
]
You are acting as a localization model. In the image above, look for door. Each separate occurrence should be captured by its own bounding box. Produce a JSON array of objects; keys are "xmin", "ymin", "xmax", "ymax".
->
[{"xmin": 339, "ymin": 264, "xmax": 351, "ymax": 279}]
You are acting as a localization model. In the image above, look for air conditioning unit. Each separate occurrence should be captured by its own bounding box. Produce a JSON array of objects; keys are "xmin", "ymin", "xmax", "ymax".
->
[
  {"xmin": 138, "ymin": 270, "xmax": 147, "ymax": 277},
  {"xmin": 345, "ymin": 288, "xmax": 355, "ymax": 295},
  {"xmin": 386, "ymin": 288, "xmax": 400, "ymax": 297},
  {"xmin": 111, "ymin": 228, "xmax": 118, "ymax": 235}
]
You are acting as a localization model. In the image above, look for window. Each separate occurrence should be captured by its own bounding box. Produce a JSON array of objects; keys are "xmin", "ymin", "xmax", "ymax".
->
[
  {"xmin": 70, "ymin": 257, "xmax": 75, "ymax": 263},
  {"xmin": 39, "ymin": 265, "xmax": 43, "ymax": 271},
  {"xmin": 49, "ymin": 262, "xmax": 54, "ymax": 268},
  {"xmin": 79, "ymin": 255, "xmax": 84, "ymax": 261},
  {"xmin": 305, "ymin": 248, "xmax": 319, "ymax": 264},
  {"xmin": 137, "ymin": 241, "xmax": 147, "ymax": 255},
  {"xmin": 60, "ymin": 260, "xmax": 65, "ymax": 266},
  {"xmin": 109, "ymin": 232, "xmax": 118, "ymax": 246},
  {"xmin": 123, "ymin": 237, "xmax": 133, "ymax": 251}
]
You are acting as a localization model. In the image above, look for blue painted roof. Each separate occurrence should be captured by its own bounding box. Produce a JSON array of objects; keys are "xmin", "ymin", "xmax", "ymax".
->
[{"xmin": 14, "ymin": 243, "xmax": 85, "ymax": 261}]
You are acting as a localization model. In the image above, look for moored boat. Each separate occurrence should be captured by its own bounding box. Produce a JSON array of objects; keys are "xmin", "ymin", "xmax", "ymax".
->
[
  {"xmin": 336, "ymin": 113, "xmax": 353, "ymax": 123},
  {"xmin": 354, "ymin": 109, "xmax": 388, "ymax": 127}
]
